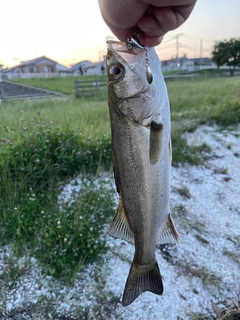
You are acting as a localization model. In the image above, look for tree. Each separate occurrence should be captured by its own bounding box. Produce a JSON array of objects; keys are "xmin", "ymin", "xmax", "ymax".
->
[{"xmin": 212, "ymin": 38, "xmax": 240, "ymax": 76}]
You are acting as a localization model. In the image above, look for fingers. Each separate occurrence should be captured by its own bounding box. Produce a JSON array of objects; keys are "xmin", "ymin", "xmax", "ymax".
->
[
  {"xmin": 137, "ymin": 13, "xmax": 164, "ymax": 36},
  {"xmin": 169, "ymin": 4, "xmax": 197, "ymax": 26},
  {"xmin": 139, "ymin": 0, "xmax": 197, "ymax": 6},
  {"xmin": 98, "ymin": 0, "xmax": 147, "ymax": 28},
  {"xmin": 139, "ymin": 34, "xmax": 164, "ymax": 46},
  {"xmin": 138, "ymin": 4, "xmax": 196, "ymax": 37},
  {"xmin": 99, "ymin": 0, "xmax": 197, "ymax": 47}
]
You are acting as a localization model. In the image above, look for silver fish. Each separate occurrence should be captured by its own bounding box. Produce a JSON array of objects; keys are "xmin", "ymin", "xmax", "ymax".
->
[{"xmin": 106, "ymin": 40, "xmax": 178, "ymax": 307}]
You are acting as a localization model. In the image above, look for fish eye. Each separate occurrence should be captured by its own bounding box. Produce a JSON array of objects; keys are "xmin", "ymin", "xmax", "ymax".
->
[
  {"xmin": 110, "ymin": 64, "xmax": 124, "ymax": 79},
  {"xmin": 146, "ymin": 66, "xmax": 153, "ymax": 84}
]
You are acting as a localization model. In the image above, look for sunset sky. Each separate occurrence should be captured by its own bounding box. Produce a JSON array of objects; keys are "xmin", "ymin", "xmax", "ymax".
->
[{"xmin": 1, "ymin": 0, "xmax": 240, "ymax": 68}]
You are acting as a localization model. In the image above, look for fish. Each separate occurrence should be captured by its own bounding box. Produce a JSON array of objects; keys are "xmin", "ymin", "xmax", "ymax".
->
[{"xmin": 106, "ymin": 40, "xmax": 178, "ymax": 307}]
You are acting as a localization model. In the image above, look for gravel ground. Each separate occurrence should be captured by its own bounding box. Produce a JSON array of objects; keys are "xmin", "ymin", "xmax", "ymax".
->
[{"xmin": 0, "ymin": 125, "xmax": 239, "ymax": 320}]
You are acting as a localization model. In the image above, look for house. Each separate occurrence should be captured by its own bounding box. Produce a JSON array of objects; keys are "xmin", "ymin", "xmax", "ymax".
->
[
  {"xmin": 56, "ymin": 63, "xmax": 72, "ymax": 76},
  {"xmin": 81, "ymin": 59, "xmax": 106, "ymax": 76},
  {"xmin": 69, "ymin": 60, "xmax": 92, "ymax": 75},
  {"xmin": 191, "ymin": 57, "xmax": 217, "ymax": 70},
  {"xmin": 69, "ymin": 59, "xmax": 106, "ymax": 76},
  {"xmin": 2, "ymin": 56, "xmax": 70, "ymax": 79},
  {"xmin": 161, "ymin": 55, "xmax": 217, "ymax": 72},
  {"xmin": 2, "ymin": 55, "xmax": 107, "ymax": 79}
]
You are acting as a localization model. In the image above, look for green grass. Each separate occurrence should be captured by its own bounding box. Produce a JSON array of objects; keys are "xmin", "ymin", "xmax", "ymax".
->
[
  {"xmin": 168, "ymin": 77, "xmax": 240, "ymax": 164},
  {"xmin": 173, "ymin": 185, "xmax": 191, "ymax": 199},
  {"xmin": 0, "ymin": 97, "xmax": 114, "ymax": 281},
  {"xmin": 0, "ymin": 98, "xmax": 110, "ymax": 140},
  {"xmin": 185, "ymin": 312, "xmax": 213, "ymax": 320},
  {"xmin": 163, "ymin": 70, "xmax": 187, "ymax": 76},
  {"xmin": 168, "ymin": 76, "xmax": 240, "ymax": 126},
  {"xmin": 0, "ymin": 75, "xmax": 239, "ymax": 282},
  {"xmin": 10, "ymin": 75, "xmax": 107, "ymax": 95}
]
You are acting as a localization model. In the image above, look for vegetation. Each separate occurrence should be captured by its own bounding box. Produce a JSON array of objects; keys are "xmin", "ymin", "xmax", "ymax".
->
[
  {"xmin": 0, "ymin": 99, "xmax": 114, "ymax": 281},
  {"xmin": 168, "ymin": 76, "xmax": 240, "ymax": 125},
  {"xmin": 10, "ymin": 75, "xmax": 107, "ymax": 96},
  {"xmin": 0, "ymin": 75, "xmax": 239, "ymax": 284},
  {"xmin": 174, "ymin": 186, "xmax": 191, "ymax": 199},
  {"xmin": 212, "ymin": 38, "xmax": 240, "ymax": 75}
]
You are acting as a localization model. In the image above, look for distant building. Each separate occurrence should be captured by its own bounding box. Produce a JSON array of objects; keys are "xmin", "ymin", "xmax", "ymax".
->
[
  {"xmin": 69, "ymin": 60, "xmax": 92, "ymax": 75},
  {"xmin": 82, "ymin": 60, "xmax": 106, "ymax": 76},
  {"xmin": 69, "ymin": 59, "xmax": 106, "ymax": 76},
  {"xmin": 56, "ymin": 63, "xmax": 72, "ymax": 76},
  {"xmin": 161, "ymin": 55, "xmax": 217, "ymax": 72},
  {"xmin": 2, "ymin": 56, "xmax": 69, "ymax": 79}
]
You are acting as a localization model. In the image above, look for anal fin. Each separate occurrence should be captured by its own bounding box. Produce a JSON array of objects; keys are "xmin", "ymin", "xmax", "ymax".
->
[
  {"xmin": 157, "ymin": 213, "xmax": 179, "ymax": 245},
  {"xmin": 109, "ymin": 193, "xmax": 134, "ymax": 244}
]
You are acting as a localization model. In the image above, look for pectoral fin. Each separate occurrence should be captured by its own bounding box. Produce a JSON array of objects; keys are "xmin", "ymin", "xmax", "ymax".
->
[
  {"xmin": 150, "ymin": 120, "xmax": 163, "ymax": 165},
  {"xmin": 109, "ymin": 193, "xmax": 134, "ymax": 244},
  {"xmin": 156, "ymin": 214, "xmax": 179, "ymax": 245}
]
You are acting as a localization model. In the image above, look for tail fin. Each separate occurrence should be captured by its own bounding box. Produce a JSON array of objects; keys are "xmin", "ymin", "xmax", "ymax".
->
[{"xmin": 122, "ymin": 259, "xmax": 163, "ymax": 307}]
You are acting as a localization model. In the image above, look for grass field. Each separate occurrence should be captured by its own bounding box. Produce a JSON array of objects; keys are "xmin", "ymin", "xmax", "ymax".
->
[
  {"xmin": 10, "ymin": 75, "xmax": 107, "ymax": 96},
  {"xmin": 10, "ymin": 69, "xmax": 238, "ymax": 96},
  {"xmin": 0, "ymin": 76, "xmax": 239, "ymax": 283}
]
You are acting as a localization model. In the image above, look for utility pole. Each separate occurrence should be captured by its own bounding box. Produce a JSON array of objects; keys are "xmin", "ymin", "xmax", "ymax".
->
[
  {"xmin": 174, "ymin": 33, "xmax": 184, "ymax": 59},
  {"xmin": 200, "ymin": 39, "xmax": 203, "ymax": 57}
]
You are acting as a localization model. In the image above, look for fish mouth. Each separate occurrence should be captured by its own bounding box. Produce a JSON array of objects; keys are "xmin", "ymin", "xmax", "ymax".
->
[{"xmin": 107, "ymin": 40, "xmax": 138, "ymax": 55}]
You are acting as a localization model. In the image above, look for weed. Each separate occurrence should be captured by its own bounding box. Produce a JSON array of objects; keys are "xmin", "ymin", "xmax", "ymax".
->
[
  {"xmin": 172, "ymin": 204, "xmax": 188, "ymax": 217},
  {"xmin": 168, "ymin": 77, "xmax": 240, "ymax": 128},
  {"xmin": 174, "ymin": 186, "xmax": 191, "ymax": 199},
  {"xmin": 223, "ymin": 250, "xmax": 240, "ymax": 265},
  {"xmin": 0, "ymin": 108, "xmax": 115, "ymax": 282},
  {"xmin": 171, "ymin": 126, "xmax": 211, "ymax": 166},
  {"xmin": 213, "ymin": 167, "xmax": 228, "ymax": 174},
  {"xmin": 194, "ymin": 266, "xmax": 222, "ymax": 288},
  {"xmin": 179, "ymin": 262, "xmax": 222, "ymax": 288},
  {"xmin": 194, "ymin": 234, "xmax": 210, "ymax": 245},
  {"xmin": 36, "ymin": 178, "xmax": 115, "ymax": 281},
  {"xmin": 185, "ymin": 311, "xmax": 213, "ymax": 320},
  {"xmin": 0, "ymin": 262, "xmax": 24, "ymax": 290},
  {"xmin": 174, "ymin": 208, "xmax": 206, "ymax": 234},
  {"xmin": 208, "ymin": 101, "xmax": 240, "ymax": 127}
]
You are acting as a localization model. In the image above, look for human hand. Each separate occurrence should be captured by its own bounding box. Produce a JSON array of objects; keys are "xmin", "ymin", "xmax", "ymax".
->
[{"xmin": 98, "ymin": 0, "xmax": 197, "ymax": 46}]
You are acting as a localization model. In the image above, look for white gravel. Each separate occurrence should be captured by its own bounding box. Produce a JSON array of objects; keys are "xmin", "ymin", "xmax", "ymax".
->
[{"xmin": 0, "ymin": 125, "xmax": 239, "ymax": 320}]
